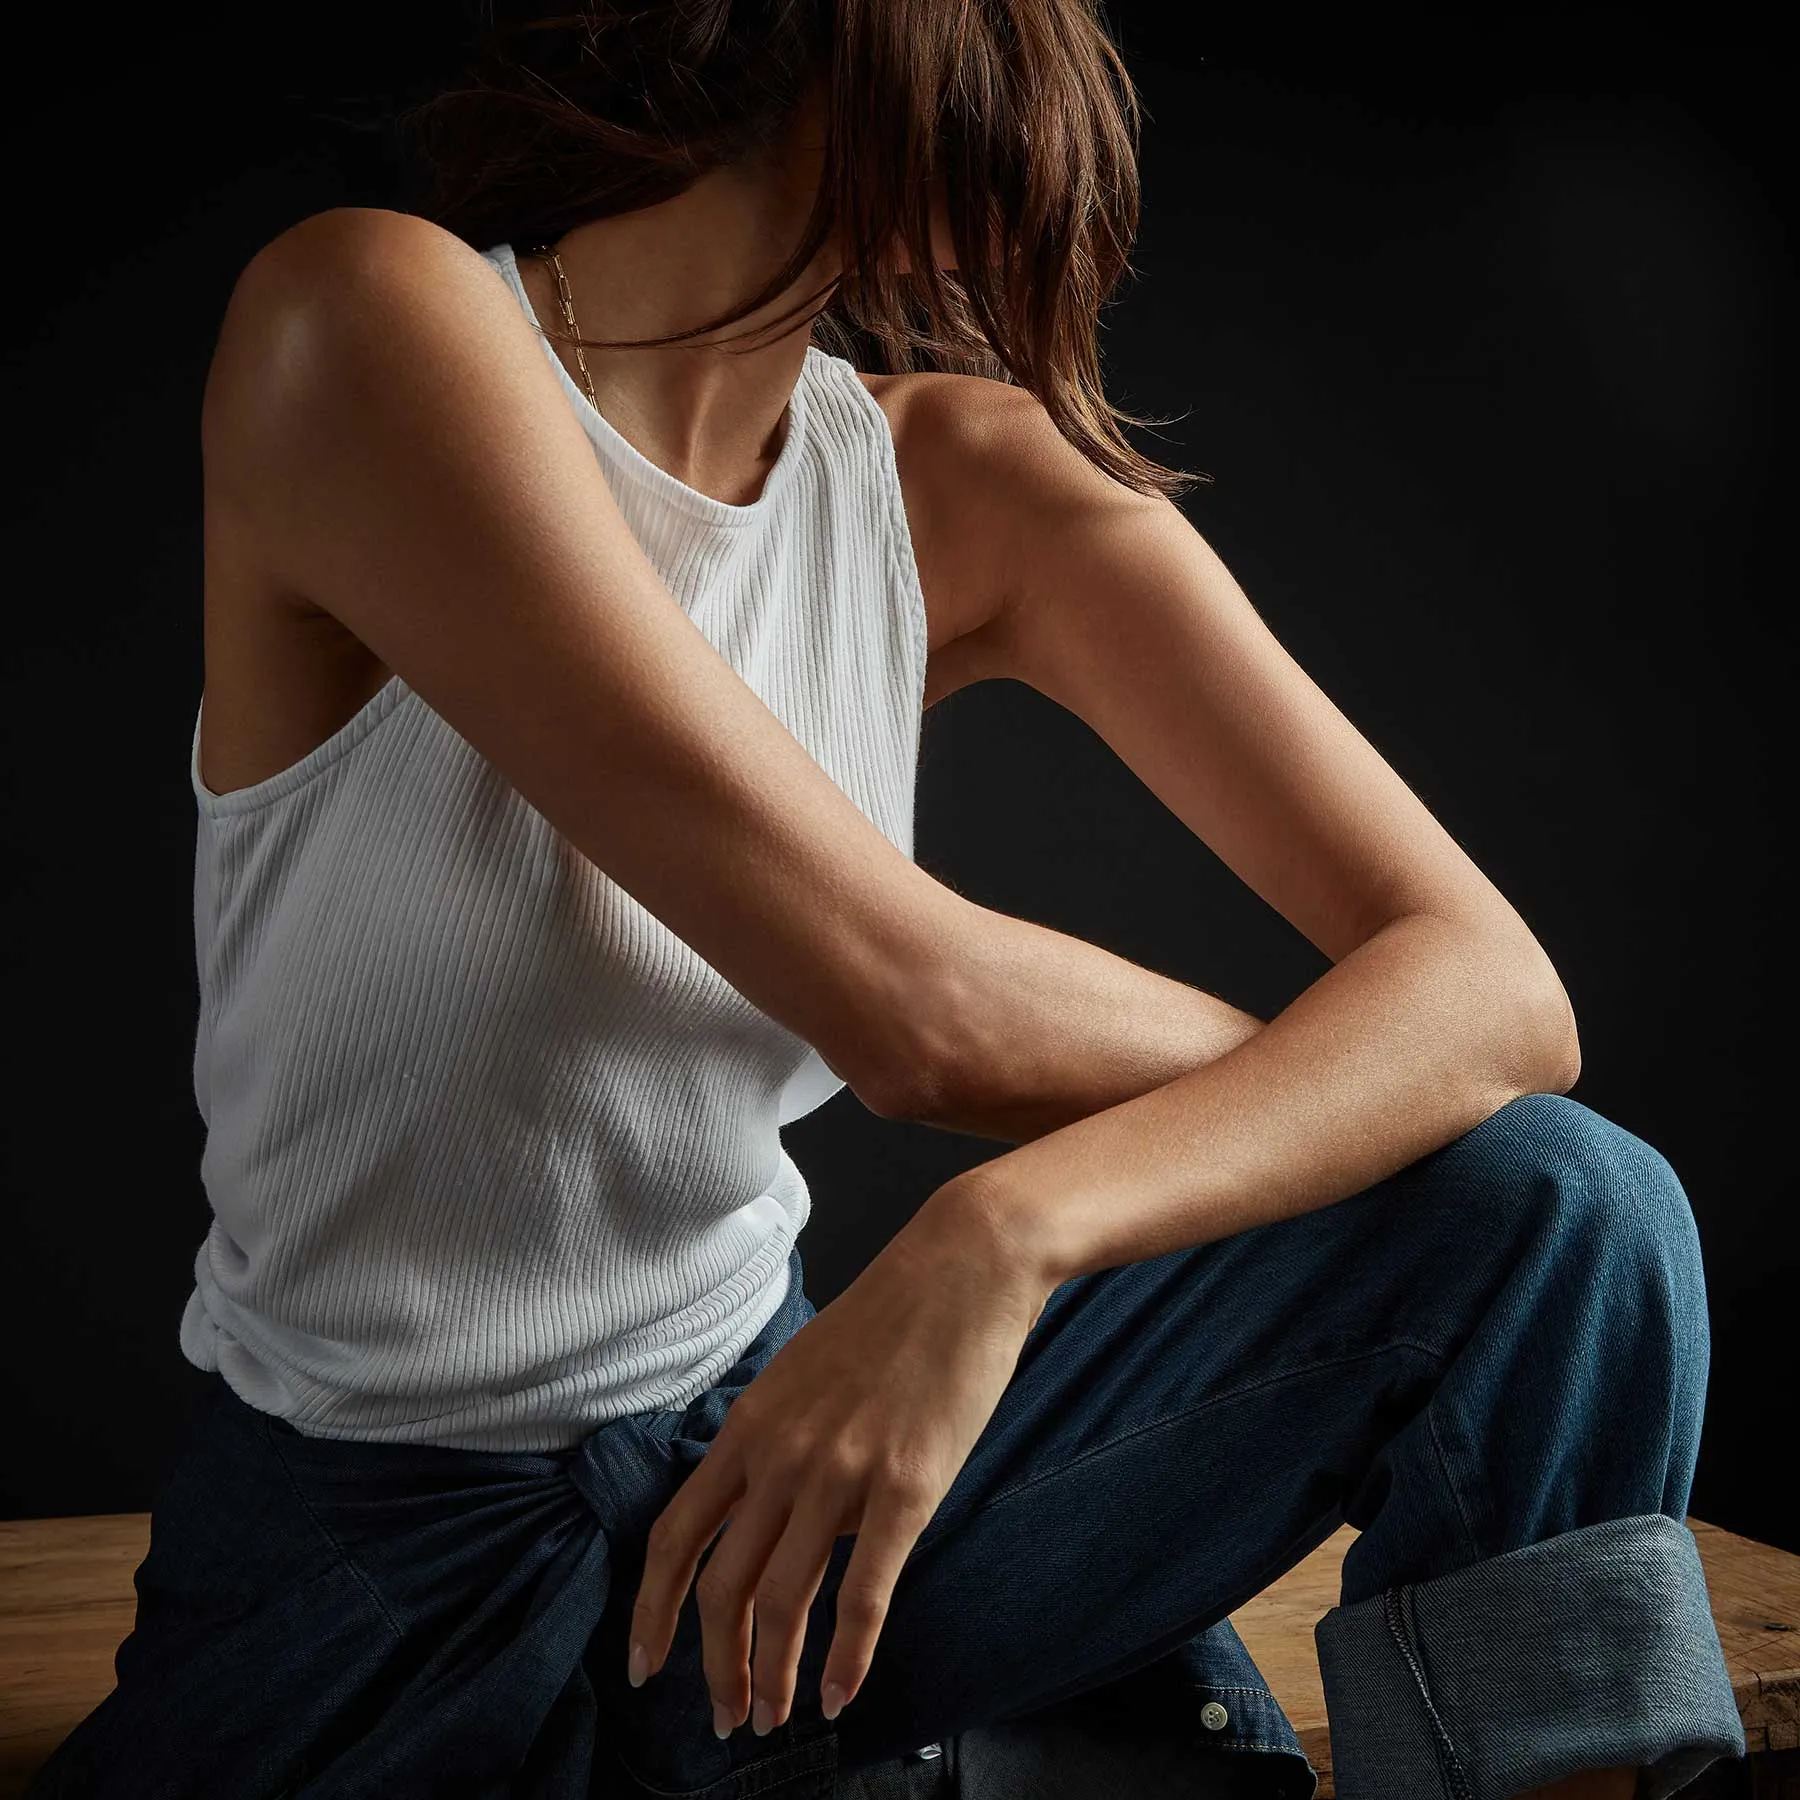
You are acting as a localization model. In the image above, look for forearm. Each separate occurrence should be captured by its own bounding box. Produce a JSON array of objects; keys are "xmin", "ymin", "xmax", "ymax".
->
[
  {"xmin": 913, "ymin": 910, "xmax": 1581, "ymax": 1293},
  {"xmin": 904, "ymin": 906, "xmax": 1267, "ymax": 1143}
]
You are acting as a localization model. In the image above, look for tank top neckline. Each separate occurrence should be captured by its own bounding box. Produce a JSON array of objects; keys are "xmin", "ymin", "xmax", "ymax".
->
[{"xmin": 488, "ymin": 241, "xmax": 814, "ymax": 531}]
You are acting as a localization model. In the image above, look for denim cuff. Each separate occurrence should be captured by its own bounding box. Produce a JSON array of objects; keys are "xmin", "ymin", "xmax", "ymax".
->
[
  {"xmin": 1313, "ymin": 1514, "xmax": 1745, "ymax": 1800},
  {"xmin": 1184, "ymin": 1680, "xmax": 1319, "ymax": 1800}
]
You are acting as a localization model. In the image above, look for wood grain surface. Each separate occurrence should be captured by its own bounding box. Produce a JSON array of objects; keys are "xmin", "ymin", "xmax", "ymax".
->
[{"xmin": 1, "ymin": 1513, "xmax": 1793, "ymax": 1798}]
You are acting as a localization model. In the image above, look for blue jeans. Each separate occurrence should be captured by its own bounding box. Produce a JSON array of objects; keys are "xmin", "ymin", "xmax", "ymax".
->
[{"xmin": 28, "ymin": 1093, "xmax": 1744, "ymax": 1800}]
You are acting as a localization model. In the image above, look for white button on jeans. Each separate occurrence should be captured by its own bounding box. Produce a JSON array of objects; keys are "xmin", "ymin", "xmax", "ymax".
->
[{"xmin": 1199, "ymin": 1701, "xmax": 1230, "ymax": 1732}]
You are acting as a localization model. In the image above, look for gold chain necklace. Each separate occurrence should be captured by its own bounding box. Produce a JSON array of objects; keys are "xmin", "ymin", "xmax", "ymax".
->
[{"xmin": 537, "ymin": 247, "xmax": 599, "ymax": 412}]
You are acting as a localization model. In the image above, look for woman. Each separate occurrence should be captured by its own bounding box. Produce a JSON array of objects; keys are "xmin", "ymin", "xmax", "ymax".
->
[{"xmin": 29, "ymin": 3, "xmax": 1744, "ymax": 1798}]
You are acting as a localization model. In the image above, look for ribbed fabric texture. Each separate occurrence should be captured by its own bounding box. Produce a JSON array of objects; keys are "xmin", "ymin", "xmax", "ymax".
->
[{"xmin": 178, "ymin": 240, "xmax": 929, "ymax": 1450}]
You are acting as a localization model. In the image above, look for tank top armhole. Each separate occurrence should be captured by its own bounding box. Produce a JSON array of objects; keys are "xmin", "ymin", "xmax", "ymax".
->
[
  {"xmin": 827, "ymin": 360, "xmax": 930, "ymax": 721},
  {"xmin": 192, "ymin": 673, "xmax": 414, "ymax": 820}
]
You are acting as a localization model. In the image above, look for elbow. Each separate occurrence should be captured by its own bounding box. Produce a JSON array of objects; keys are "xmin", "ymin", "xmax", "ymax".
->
[
  {"xmin": 1551, "ymin": 1006, "xmax": 1583, "ymax": 1095},
  {"xmin": 839, "ymin": 918, "xmax": 992, "ymax": 1126},
  {"xmin": 833, "ymin": 984, "xmax": 973, "ymax": 1127},
  {"xmin": 1552, "ymin": 991, "xmax": 1583, "ymax": 1093},
  {"xmin": 1446, "ymin": 910, "xmax": 1582, "ymax": 1102},
  {"xmin": 852, "ymin": 1036, "xmax": 966, "ymax": 1126},
  {"xmin": 1514, "ymin": 944, "xmax": 1583, "ymax": 1097},
  {"xmin": 857, "ymin": 1072, "xmax": 937, "ymax": 1127}
]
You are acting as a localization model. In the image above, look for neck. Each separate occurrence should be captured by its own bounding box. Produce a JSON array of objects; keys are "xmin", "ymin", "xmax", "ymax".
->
[{"xmin": 519, "ymin": 108, "xmax": 837, "ymax": 508}]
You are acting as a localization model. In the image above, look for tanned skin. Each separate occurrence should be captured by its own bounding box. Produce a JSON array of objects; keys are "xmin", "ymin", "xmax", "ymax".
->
[{"xmin": 200, "ymin": 68, "xmax": 1616, "ymax": 1798}]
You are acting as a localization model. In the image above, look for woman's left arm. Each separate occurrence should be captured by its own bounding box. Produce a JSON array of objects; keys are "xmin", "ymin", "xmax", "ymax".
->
[
  {"xmin": 903, "ymin": 379, "xmax": 1582, "ymax": 1289},
  {"xmin": 626, "ymin": 387, "xmax": 1582, "ymax": 1733}
]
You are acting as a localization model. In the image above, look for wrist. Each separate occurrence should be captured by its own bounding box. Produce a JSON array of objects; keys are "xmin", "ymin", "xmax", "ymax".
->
[{"xmin": 907, "ymin": 1167, "xmax": 1063, "ymax": 1330}]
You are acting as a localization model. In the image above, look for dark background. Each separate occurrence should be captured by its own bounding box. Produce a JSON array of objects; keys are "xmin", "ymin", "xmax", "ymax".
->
[{"xmin": 3, "ymin": 7, "xmax": 1792, "ymax": 1555}]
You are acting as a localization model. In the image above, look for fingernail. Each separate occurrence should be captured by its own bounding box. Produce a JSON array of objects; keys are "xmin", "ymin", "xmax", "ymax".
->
[
  {"xmin": 714, "ymin": 1699, "xmax": 736, "ymax": 1739},
  {"xmin": 627, "ymin": 1643, "xmax": 648, "ymax": 1688},
  {"xmin": 753, "ymin": 1697, "xmax": 775, "ymax": 1736},
  {"xmin": 821, "ymin": 1681, "xmax": 846, "ymax": 1721}
]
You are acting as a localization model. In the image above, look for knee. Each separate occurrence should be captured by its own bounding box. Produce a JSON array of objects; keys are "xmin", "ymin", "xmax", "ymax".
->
[
  {"xmin": 1445, "ymin": 1094, "xmax": 1713, "ymax": 1516},
  {"xmin": 1464, "ymin": 1092, "xmax": 1707, "ymax": 1330}
]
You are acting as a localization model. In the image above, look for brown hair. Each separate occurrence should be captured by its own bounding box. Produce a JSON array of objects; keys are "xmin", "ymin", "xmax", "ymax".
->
[{"xmin": 401, "ymin": 1, "xmax": 1200, "ymax": 498}]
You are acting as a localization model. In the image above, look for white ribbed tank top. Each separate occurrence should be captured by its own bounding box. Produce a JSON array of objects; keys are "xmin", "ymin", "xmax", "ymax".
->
[{"xmin": 178, "ymin": 241, "xmax": 928, "ymax": 1450}]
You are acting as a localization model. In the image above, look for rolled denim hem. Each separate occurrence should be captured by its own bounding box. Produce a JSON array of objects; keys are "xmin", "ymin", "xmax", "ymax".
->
[{"xmin": 1313, "ymin": 1513, "xmax": 1745, "ymax": 1800}]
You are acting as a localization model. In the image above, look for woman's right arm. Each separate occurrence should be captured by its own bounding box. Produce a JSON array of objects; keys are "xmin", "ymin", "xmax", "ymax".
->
[
  {"xmin": 205, "ymin": 206, "xmax": 1265, "ymax": 1145},
  {"xmin": 203, "ymin": 207, "xmax": 963, "ymax": 1120}
]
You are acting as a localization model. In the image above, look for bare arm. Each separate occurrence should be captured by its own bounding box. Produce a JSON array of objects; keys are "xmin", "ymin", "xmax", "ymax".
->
[
  {"xmin": 890, "ymin": 379, "xmax": 1582, "ymax": 1285},
  {"xmin": 895, "ymin": 922, "xmax": 1269, "ymax": 1141},
  {"xmin": 206, "ymin": 208, "xmax": 1273, "ymax": 1130},
  {"xmin": 625, "ymin": 378, "xmax": 1583, "ymax": 1750}
]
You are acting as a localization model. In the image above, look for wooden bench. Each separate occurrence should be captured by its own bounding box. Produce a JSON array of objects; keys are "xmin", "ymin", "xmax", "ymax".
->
[
  {"xmin": 2, "ymin": 1515, "xmax": 1795, "ymax": 1797},
  {"xmin": 1228, "ymin": 1521, "xmax": 1800, "ymax": 1797}
]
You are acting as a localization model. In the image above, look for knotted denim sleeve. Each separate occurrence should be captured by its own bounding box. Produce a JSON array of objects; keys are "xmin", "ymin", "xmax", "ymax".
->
[{"xmin": 25, "ymin": 1376, "xmax": 839, "ymax": 1799}]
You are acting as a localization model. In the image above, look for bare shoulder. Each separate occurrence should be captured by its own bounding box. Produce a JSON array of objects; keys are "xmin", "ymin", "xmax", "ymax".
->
[
  {"xmin": 203, "ymin": 208, "xmax": 529, "ymax": 478},
  {"xmin": 856, "ymin": 367, "xmax": 1145, "ymax": 508},
  {"xmin": 851, "ymin": 368, "xmax": 1160, "ymax": 700},
  {"xmin": 854, "ymin": 364, "xmax": 1035, "ymax": 435},
  {"xmin": 220, "ymin": 207, "xmax": 502, "ymax": 331},
  {"xmin": 193, "ymin": 209, "xmax": 591, "ymax": 800},
  {"xmin": 854, "ymin": 367, "xmax": 1068, "ymax": 507}
]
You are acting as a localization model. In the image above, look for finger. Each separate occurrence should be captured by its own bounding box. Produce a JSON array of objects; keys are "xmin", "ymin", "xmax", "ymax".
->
[
  {"xmin": 818, "ymin": 1476, "xmax": 936, "ymax": 1716},
  {"xmin": 631, "ymin": 1451, "xmax": 744, "ymax": 1682},
  {"xmin": 694, "ymin": 1494, "xmax": 795, "ymax": 1728},
  {"xmin": 747, "ymin": 1481, "xmax": 849, "ymax": 1731}
]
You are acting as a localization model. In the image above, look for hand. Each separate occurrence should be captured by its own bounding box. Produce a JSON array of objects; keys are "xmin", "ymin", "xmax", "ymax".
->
[{"xmin": 624, "ymin": 1180, "xmax": 1051, "ymax": 1738}]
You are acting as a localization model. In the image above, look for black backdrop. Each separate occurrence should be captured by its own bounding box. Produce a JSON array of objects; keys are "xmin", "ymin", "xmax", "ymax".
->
[{"xmin": 3, "ymin": 8, "xmax": 1792, "ymax": 1555}]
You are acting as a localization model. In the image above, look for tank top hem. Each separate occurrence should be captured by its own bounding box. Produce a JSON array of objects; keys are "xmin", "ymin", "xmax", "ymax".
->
[{"xmin": 179, "ymin": 1215, "xmax": 800, "ymax": 1453}]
